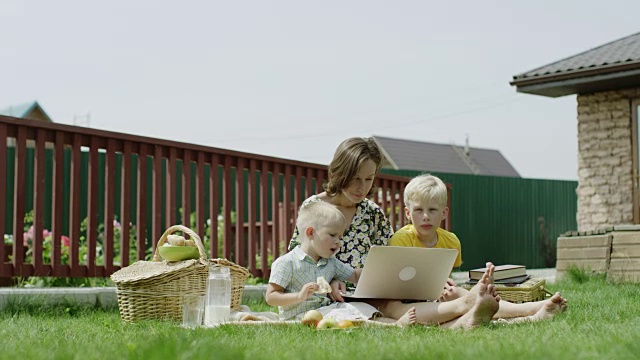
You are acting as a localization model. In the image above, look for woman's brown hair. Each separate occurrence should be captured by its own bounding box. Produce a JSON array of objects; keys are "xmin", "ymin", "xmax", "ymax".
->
[{"xmin": 324, "ymin": 137, "xmax": 382, "ymax": 197}]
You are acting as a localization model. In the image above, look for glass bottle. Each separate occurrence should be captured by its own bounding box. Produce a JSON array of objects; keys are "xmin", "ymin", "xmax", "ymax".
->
[{"xmin": 204, "ymin": 265, "xmax": 231, "ymax": 326}]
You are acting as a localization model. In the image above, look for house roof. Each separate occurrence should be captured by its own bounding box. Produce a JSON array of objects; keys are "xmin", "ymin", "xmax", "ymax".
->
[
  {"xmin": 0, "ymin": 101, "xmax": 53, "ymax": 122},
  {"xmin": 371, "ymin": 135, "xmax": 520, "ymax": 178},
  {"xmin": 511, "ymin": 32, "xmax": 640, "ymax": 97}
]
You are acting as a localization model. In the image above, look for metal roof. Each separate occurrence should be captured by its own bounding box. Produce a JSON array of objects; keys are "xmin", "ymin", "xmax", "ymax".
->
[
  {"xmin": 371, "ymin": 136, "xmax": 520, "ymax": 178},
  {"xmin": 511, "ymin": 31, "xmax": 640, "ymax": 97},
  {"xmin": 0, "ymin": 101, "xmax": 53, "ymax": 122}
]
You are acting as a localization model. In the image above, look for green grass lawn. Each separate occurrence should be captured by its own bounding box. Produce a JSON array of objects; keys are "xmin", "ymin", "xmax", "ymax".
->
[{"xmin": 1, "ymin": 274, "xmax": 639, "ymax": 360}]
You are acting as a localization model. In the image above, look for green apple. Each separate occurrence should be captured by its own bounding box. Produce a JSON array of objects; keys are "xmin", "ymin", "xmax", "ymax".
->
[{"xmin": 316, "ymin": 317, "xmax": 338, "ymax": 329}]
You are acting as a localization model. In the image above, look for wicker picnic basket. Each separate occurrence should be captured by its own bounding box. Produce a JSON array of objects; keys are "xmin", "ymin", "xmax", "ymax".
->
[
  {"xmin": 463, "ymin": 278, "xmax": 552, "ymax": 303},
  {"xmin": 110, "ymin": 225, "xmax": 249, "ymax": 322},
  {"xmin": 110, "ymin": 225, "xmax": 208, "ymax": 322},
  {"xmin": 494, "ymin": 278, "xmax": 552, "ymax": 303}
]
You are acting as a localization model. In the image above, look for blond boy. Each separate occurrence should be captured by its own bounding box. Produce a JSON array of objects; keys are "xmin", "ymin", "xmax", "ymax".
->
[
  {"xmin": 389, "ymin": 174, "xmax": 568, "ymax": 322},
  {"xmin": 266, "ymin": 201, "xmax": 417, "ymax": 325},
  {"xmin": 389, "ymin": 174, "xmax": 462, "ymax": 269}
]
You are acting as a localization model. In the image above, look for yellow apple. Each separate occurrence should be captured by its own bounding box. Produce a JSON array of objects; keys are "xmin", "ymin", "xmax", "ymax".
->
[
  {"xmin": 316, "ymin": 317, "xmax": 338, "ymax": 329},
  {"xmin": 337, "ymin": 320, "xmax": 354, "ymax": 329},
  {"xmin": 301, "ymin": 310, "xmax": 323, "ymax": 326}
]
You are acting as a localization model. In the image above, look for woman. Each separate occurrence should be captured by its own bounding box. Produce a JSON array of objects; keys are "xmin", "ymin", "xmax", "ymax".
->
[
  {"xmin": 287, "ymin": 137, "xmax": 503, "ymax": 329},
  {"xmin": 288, "ymin": 137, "xmax": 392, "ymax": 270}
]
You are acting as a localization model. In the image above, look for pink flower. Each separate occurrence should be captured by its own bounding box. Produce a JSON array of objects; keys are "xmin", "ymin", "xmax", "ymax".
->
[
  {"xmin": 22, "ymin": 226, "xmax": 55, "ymax": 246},
  {"xmin": 61, "ymin": 236, "xmax": 71, "ymax": 247},
  {"xmin": 23, "ymin": 225, "xmax": 35, "ymax": 246}
]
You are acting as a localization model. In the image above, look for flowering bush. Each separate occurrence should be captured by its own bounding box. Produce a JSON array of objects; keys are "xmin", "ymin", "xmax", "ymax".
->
[
  {"xmin": 20, "ymin": 211, "xmax": 140, "ymax": 267},
  {"xmin": 9, "ymin": 207, "xmax": 272, "ymax": 286},
  {"xmin": 23, "ymin": 224, "xmax": 73, "ymax": 265}
]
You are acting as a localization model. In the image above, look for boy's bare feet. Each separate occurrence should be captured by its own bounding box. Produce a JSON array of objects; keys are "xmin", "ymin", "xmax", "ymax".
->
[
  {"xmin": 469, "ymin": 262, "xmax": 495, "ymax": 295},
  {"xmin": 442, "ymin": 282, "xmax": 500, "ymax": 330},
  {"xmin": 494, "ymin": 292, "xmax": 567, "ymax": 324},
  {"xmin": 395, "ymin": 307, "xmax": 417, "ymax": 327},
  {"xmin": 439, "ymin": 285, "xmax": 467, "ymax": 302},
  {"xmin": 528, "ymin": 292, "xmax": 567, "ymax": 321}
]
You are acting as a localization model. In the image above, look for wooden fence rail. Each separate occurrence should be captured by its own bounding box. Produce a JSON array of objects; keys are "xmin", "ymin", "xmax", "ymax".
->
[{"xmin": 0, "ymin": 115, "xmax": 411, "ymax": 279}]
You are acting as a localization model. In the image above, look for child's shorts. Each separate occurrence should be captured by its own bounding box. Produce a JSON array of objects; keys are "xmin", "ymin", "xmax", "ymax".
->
[{"xmin": 295, "ymin": 302, "xmax": 380, "ymax": 321}]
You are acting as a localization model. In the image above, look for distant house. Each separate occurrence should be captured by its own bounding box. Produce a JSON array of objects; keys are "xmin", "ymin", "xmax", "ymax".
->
[
  {"xmin": 371, "ymin": 135, "xmax": 520, "ymax": 177},
  {"xmin": 0, "ymin": 101, "xmax": 54, "ymax": 147},
  {"xmin": 0, "ymin": 101, "xmax": 53, "ymax": 123},
  {"xmin": 511, "ymin": 31, "xmax": 640, "ymax": 231}
]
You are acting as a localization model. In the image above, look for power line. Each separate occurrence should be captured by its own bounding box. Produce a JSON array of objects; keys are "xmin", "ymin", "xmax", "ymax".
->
[{"xmin": 211, "ymin": 95, "xmax": 524, "ymax": 144}]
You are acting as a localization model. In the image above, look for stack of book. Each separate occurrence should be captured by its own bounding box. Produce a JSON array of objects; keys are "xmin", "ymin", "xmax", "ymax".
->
[{"xmin": 466, "ymin": 264, "xmax": 529, "ymax": 285}]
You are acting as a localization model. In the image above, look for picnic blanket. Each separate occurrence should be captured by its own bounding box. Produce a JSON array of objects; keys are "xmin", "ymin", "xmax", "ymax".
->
[
  {"xmin": 231, "ymin": 305, "xmax": 281, "ymax": 322},
  {"xmin": 224, "ymin": 302, "xmax": 380, "ymax": 326}
]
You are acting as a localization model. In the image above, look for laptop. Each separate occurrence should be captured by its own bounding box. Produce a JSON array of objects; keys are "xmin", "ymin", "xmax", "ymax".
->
[{"xmin": 341, "ymin": 246, "xmax": 458, "ymax": 301}]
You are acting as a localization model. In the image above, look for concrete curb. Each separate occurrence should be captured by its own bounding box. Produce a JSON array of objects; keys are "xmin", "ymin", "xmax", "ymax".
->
[
  {"xmin": 0, "ymin": 268, "xmax": 556, "ymax": 310},
  {"xmin": 0, "ymin": 285, "xmax": 267, "ymax": 310}
]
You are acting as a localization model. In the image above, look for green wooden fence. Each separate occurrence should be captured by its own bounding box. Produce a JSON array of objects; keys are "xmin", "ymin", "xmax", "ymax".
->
[{"xmin": 382, "ymin": 170, "xmax": 577, "ymax": 270}]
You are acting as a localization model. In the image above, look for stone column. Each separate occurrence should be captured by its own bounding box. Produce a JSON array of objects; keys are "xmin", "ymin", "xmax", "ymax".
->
[{"xmin": 576, "ymin": 88, "xmax": 640, "ymax": 231}]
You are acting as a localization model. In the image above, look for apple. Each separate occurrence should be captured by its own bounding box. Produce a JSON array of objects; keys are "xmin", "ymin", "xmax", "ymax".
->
[
  {"xmin": 301, "ymin": 310, "xmax": 323, "ymax": 326},
  {"xmin": 337, "ymin": 320, "xmax": 354, "ymax": 329},
  {"xmin": 316, "ymin": 318, "xmax": 338, "ymax": 329}
]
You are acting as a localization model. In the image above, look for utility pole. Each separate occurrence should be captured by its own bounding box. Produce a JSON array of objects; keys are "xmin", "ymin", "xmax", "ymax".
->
[{"xmin": 73, "ymin": 112, "xmax": 91, "ymax": 127}]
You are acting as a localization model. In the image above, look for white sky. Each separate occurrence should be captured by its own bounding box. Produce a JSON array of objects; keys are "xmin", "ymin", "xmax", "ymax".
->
[{"xmin": 2, "ymin": 1, "xmax": 639, "ymax": 181}]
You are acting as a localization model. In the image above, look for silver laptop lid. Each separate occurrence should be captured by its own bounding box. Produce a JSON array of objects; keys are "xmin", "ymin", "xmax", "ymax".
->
[{"xmin": 347, "ymin": 246, "xmax": 458, "ymax": 301}]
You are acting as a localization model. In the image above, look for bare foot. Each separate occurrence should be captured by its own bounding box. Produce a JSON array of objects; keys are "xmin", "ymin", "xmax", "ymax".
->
[
  {"xmin": 529, "ymin": 292, "xmax": 567, "ymax": 321},
  {"xmin": 439, "ymin": 284, "xmax": 467, "ymax": 302},
  {"xmin": 496, "ymin": 292, "xmax": 568, "ymax": 324},
  {"xmin": 469, "ymin": 262, "xmax": 495, "ymax": 295},
  {"xmin": 443, "ymin": 282, "xmax": 500, "ymax": 330},
  {"xmin": 395, "ymin": 307, "xmax": 417, "ymax": 327}
]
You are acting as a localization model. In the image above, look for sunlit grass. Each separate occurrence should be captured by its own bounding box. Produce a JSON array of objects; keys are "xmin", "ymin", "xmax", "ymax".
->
[{"xmin": 1, "ymin": 275, "xmax": 639, "ymax": 360}]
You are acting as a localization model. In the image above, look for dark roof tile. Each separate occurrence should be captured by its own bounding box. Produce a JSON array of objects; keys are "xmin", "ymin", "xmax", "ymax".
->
[
  {"xmin": 513, "ymin": 31, "xmax": 640, "ymax": 80},
  {"xmin": 372, "ymin": 136, "xmax": 520, "ymax": 177}
]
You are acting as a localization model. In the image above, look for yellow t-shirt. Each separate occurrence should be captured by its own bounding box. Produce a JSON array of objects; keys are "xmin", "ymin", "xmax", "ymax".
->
[{"xmin": 388, "ymin": 225, "xmax": 462, "ymax": 268}]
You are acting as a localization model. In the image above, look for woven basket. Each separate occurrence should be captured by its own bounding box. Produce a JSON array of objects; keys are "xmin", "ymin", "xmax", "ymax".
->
[
  {"xmin": 210, "ymin": 258, "xmax": 250, "ymax": 310},
  {"xmin": 111, "ymin": 225, "xmax": 209, "ymax": 323},
  {"xmin": 463, "ymin": 278, "xmax": 552, "ymax": 303},
  {"xmin": 495, "ymin": 278, "xmax": 552, "ymax": 303}
]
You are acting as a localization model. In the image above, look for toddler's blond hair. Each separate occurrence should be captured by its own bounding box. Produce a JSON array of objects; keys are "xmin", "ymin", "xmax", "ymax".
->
[{"xmin": 296, "ymin": 201, "xmax": 346, "ymax": 240}]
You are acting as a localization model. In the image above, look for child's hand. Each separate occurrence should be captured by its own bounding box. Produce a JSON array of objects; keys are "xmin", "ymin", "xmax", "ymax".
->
[
  {"xmin": 329, "ymin": 279, "xmax": 346, "ymax": 302},
  {"xmin": 297, "ymin": 282, "xmax": 319, "ymax": 301}
]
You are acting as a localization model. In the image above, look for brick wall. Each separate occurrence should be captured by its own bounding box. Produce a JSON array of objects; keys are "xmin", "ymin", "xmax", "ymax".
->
[{"xmin": 576, "ymin": 88, "xmax": 640, "ymax": 231}]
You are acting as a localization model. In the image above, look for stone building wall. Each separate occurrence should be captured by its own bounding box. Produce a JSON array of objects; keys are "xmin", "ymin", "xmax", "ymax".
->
[{"xmin": 576, "ymin": 88, "xmax": 640, "ymax": 231}]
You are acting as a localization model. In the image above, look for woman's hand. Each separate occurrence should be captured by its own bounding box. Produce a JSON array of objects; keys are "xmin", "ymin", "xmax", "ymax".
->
[{"xmin": 329, "ymin": 279, "xmax": 346, "ymax": 302}]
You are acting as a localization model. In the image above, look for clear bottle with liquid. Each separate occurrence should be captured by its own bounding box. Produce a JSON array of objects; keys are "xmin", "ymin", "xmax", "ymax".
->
[{"xmin": 204, "ymin": 265, "xmax": 231, "ymax": 326}]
